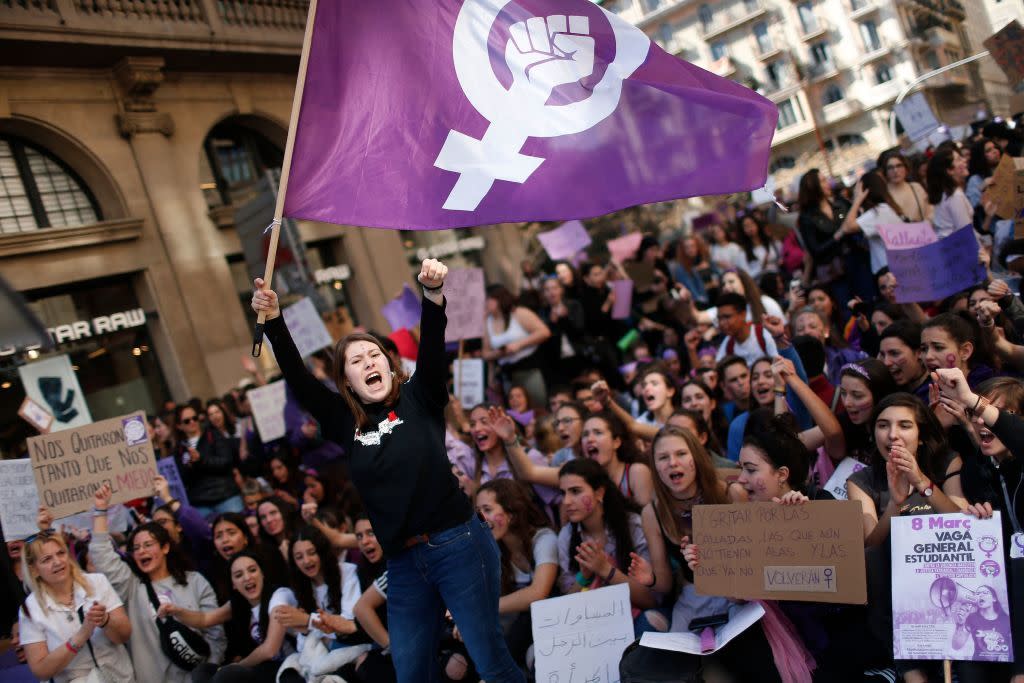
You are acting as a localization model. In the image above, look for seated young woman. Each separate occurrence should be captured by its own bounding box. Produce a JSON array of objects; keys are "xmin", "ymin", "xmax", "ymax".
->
[
  {"xmin": 161, "ymin": 550, "xmax": 293, "ymax": 683},
  {"xmin": 476, "ymin": 479, "xmax": 558, "ymax": 669}
]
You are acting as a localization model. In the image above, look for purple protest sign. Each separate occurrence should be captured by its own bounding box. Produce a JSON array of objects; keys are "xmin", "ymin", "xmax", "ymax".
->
[
  {"xmin": 891, "ymin": 513, "xmax": 1013, "ymax": 662},
  {"xmin": 537, "ymin": 220, "xmax": 591, "ymax": 261},
  {"xmin": 610, "ymin": 279, "xmax": 633, "ymax": 319},
  {"xmin": 878, "ymin": 221, "xmax": 937, "ymax": 251},
  {"xmin": 442, "ymin": 267, "xmax": 487, "ymax": 342},
  {"xmin": 607, "ymin": 232, "xmax": 643, "ymax": 263},
  {"xmin": 282, "ymin": 0, "xmax": 777, "ymax": 230},
  {"xmin": 381, "ymin": 284, "xmax": 422, "ymax": 332},
  {"xmin": 887, "ymin": 227, "xmax": 985, "ymax": 303}
]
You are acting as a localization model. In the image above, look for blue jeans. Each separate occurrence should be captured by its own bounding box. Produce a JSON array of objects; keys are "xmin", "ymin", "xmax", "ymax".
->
[
  {"xmin": 386, "ymin": 515, "xmax": 523, "ymax": 683},
  {"xmin": 193, "ymin": 495, "xmax": 244, "ymax": 519}
]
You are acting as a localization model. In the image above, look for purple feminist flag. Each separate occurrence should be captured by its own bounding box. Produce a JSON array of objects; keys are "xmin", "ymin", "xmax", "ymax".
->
[{"xmin": 283, "ymin": 0, "xmax": 777, "ymax": 230}]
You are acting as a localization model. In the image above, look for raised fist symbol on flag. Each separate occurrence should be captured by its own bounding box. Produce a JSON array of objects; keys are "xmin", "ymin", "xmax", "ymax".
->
[{"xmin": 506, "ymin": 15, "xmax": 595, "ymax": 100}]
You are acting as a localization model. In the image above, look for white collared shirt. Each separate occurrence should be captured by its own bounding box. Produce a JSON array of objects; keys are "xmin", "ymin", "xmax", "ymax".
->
[{"xmin": 19, "ymin": 572, "xmax": 134, "ymax": 683}]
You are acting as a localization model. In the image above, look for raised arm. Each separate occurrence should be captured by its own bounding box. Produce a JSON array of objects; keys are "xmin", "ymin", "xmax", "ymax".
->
[
  {"xmin": 409, "ymin": 259, "xmax": 450, "ymax": 408},
  {"xmin": 252, "ymin": 278, "xmax": 342, "ymax": 429},
  {"xmin": 489, "ymin": 407, "xmax": 560, "ymax": 488},
  {"xmin": 773, "ymin": 357, "xmax": 844, "ymax": 461},
  {"xmin": 88, "ymin": 484, "xmax": 135, "ymax": 599}
]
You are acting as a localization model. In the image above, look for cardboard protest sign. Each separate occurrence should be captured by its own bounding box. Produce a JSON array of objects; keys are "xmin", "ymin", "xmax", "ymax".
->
[
  {"xmin": 442, "ymin": 267, "xmax": 486, "ymax": 342},
  {"xmin": 27, "ymin": 412, "xmax": 157, "ymax": 519},
  {"xmin": 894, "ymin": 92, "xmax": 941, "ymax": 142},
  {"xmin": 622, "ymin": 261, "xmax": 655, "ymax": 292},
  {"xmin": 609, "ymin": 279, "xmax": 634, "ymax": 320},
  {"xmin": 693, "ymin": 501, "xmax": 866, "ymax": 603},
  {"xmin": 984, "ymin": 20, "xmax": 1024, "ymax": 88},
  {"xmin": 282, "ymin": 297, "xmax": 334, "ymax": 359},
  {"xmin": 536, "ymin": 220, "xmax": 591, "ymax": 261},
  {"xmin": 877, "ymin": 221, "xmax": 937, "ymax": 251},
  {"xmin": 531, "ymin": 584, "xmax": 633, "ymax": 682},
  {"xmin": 891, "ymin": 513, "xmax": 1012, "ymax": 662},
  {"xmin": 18, "ymin": 396, "xmax": 53, "ymax": 433},
  {"xmin": 247, "ymin": 381, "xmax": 287, "ymax": 442},
  {"xmin": 887, "ymin": 227, "xmax": 986, "ymax": 304},
  {"xmin": 983, "ymin": 153, "xmax": 1024, "ymax": 237},
  {"xmin": 0, "ymin": 459, "xmax": 41, "ymax": 540},
  {"xmin": 607, "ymin": 232, "xmax": 644, "ymax": 263},
  {"xmin": 18, "ymin": 354, "xmax": 92, "ymax": 431},
  {"xmin": 452, "ymin": 358, "xmax": 485, "ymax": 408},
  {"xmin": 156, "ymin": 457, "xmax": 190, "ymax": 506},
  {"xmin": 381, "ymin": 284, "xmax": 422, "ymax": 332}
]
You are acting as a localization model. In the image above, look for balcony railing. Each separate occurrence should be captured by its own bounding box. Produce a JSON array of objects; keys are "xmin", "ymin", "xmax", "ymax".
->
[
  {"xmin": 808, "ymin": 59, "xmax": 840, "ymax": 80},
  {"xmin": 849, "ymin": 0, "xmax": 880, "ymax": 19},
  {"xmin": 636, "ymin": 0, "xmax": 688, "ymax": 28},
  {"xmin": 799, "ymin": 18, "xmax": 829, "ymax": 42},
  {"xmin": 773, "ymin": 116, "xmax": 815, "ymax": 146},
  {"xmin": 822, "ymin": 98, "xmax": 863, "ymax": 124},
  {"xmin": 859, "ymin": 40, "xmax": 892, "ymax": 64},
  {"xmin": 1, "ymin": 0, "xmax": 309, "ymax": 53},
  {"xmin": 698, "ymin": 1, "xmax": 768, "ymax": 40}
]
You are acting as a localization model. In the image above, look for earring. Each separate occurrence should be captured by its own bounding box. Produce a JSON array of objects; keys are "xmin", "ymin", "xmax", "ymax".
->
[{"xmin": 391, "ymin": 370, "xmax": 396, "ymax": 377}]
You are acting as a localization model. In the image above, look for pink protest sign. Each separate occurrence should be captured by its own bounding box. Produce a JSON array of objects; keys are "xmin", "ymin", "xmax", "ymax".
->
[
  {"xmin": 381, "ymin": 284, "xmax": 422, "ymax": 332},
  {"xmin": 610, "ymin": 279, "xmax": 633, "ymax": 320},
  {"xmin": 607, "ymin": 232, "xmax": 644, "ymax": 262},
  {"xmin": 537, "ymin": 220, "xmax": 592, "ymax": 261},
  {"xmin": 442, "ymin": 267, "xmax": 486, "ymax": 342},
  {"xmin": 878, "ymin": 221, "xmax": 937, "ymax": 251}
]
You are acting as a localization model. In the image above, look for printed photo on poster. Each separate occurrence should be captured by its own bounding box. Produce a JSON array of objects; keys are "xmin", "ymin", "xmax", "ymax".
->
[{"xmin": 891, "ymin": 513, "xmax": 1013, "ymax": 662}]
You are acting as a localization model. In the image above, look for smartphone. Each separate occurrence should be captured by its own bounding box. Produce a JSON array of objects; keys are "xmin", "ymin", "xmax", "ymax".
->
[{"xmin": 688, "ymin": 613, "xmax": 730, "ymax": 632}]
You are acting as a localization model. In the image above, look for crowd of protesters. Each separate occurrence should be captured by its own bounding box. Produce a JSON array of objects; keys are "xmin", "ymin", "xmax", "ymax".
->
[{"xmin": 2, "ymin": 118, "xmax": 1024, "ymax": 682}]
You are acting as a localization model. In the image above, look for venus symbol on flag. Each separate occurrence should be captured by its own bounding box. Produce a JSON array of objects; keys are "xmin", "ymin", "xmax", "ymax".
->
[{"xmin": 435, "ymin": 0, "xmax": 649, "ymax": 211}]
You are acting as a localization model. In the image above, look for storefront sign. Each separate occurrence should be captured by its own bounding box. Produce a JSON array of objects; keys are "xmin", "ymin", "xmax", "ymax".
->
[
  {"xmin": 415, "ymin": 236, "xmax": 485, "ymax": 261},
  {"xmin": 47, "ymin": 308, "xmax": 146, "ymax": 344},
  {"xmin": 313, "ymin": 265, "xmax": 352, "ymax": 284},
  {"xmin": 27, "ymin": 411, "xmax": 157, "ymax": 519}
]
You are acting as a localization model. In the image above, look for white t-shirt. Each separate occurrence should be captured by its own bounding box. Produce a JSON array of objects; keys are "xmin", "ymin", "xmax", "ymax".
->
[
  {"xmin": 296, "ymin": 560, "xmax": 361, "ymax": 650},
  {"xmin": 704, "ymin": 295, "xmax": 784, "ymax": 326},
  {"xmin": 932, "ymin": 189, "xmax": 973, "ymax": 238},
  {"xmin": 710, "ymin": 242, "xmax": 746, "ymax": 270},
  {"xmin": 856, "ymin": 203, "xmax": 904, "ymax": 273},
  {"xmin": 19, "ymin": 573, "xmax": 135, "ymax": 683},
  {"xmin": 716, "ymin": 326, "xmax": 779, "ymax": 366},
  {"xmin": 511, "ymin": 527, "xmax": 559, "ymax": 589},
  {"xmin": 251, "ymin": 587, "xmax": 296, "ymax": 645},
  {"xmin": 742, "ymin": 241, "xmax": 782, "ymax": 279}
]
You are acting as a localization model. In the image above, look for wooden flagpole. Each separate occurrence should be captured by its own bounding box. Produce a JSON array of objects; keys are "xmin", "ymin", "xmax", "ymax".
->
[{"xmin": 252, "ymin": 0, "xmax": 320, "ymax": 357}]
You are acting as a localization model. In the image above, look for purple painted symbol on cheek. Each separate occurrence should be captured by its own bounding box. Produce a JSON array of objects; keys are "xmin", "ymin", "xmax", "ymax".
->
[
  {"xmin": 946, "ymin": 354, "xmax": 957, "ymax": 369},
  {"xmin": 580, "ymin": 495, "xmax": 594, "ymax": 515}
]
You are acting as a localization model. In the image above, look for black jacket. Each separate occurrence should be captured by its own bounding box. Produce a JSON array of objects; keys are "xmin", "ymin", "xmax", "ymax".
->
[{"xmin": 181, "ymin": 429, "xmax": 240, "ymax": 506}]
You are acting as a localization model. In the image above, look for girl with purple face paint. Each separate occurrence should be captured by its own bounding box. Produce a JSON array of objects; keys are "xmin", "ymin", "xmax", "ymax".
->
[
  {"xmin": 475, "ymin": 479, "xmax": 558, "ymax": 669},
  {"xmin": 555, "ymin": 459, "xmax": 656, "ymax": 615}
]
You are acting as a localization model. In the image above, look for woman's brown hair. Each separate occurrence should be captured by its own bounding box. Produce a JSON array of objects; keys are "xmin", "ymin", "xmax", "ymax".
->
[
  {"xmin": 332, "ymin": 333, "xmax": 408, "ymax": 430},
  {"xmin": 648, "ymin": 425, "xmax": 727, "ymax": 544},
  {"xmin": 477, "ymin": 479, "xmax": 552, "ymax": 595}
]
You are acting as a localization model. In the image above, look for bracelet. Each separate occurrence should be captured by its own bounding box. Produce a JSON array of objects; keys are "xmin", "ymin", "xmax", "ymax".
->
[
  {"xmin": 503, "ymin": 436, "xmax": 520, "ymax": 449},
  {"xmin": 65, "ymin": 639, "xmax": 80, "ymax": 655},
  {"xmin": 604, "ymin": 566, "xmax": 617, "ymax": 584},
  {"xmin": 646, "ymin": 572, "xmax": 657, "ymax": 589},
  {"xmin": 972, "ymin": 394, "xmax": 983, "ymax": 413},
  {"xmin": 420, "ymin": 281, "xmax": 443, "ymax": 291},
  {"xmin": 773, "ymin": 388, "xmax": 787, "ymax": 396},
  {"xmin": 93, "ymin": 507, "xmax": 108, "ymax": 516},
  {"xmin": 575, "ymin": 571, "xmax": 593, "ymax": 587}
]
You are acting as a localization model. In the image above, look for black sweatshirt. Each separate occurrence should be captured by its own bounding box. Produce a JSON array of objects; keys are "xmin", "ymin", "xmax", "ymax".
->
[{"xmin": 265, "ymin": 297, "xmax": 473, "ymax": 557}]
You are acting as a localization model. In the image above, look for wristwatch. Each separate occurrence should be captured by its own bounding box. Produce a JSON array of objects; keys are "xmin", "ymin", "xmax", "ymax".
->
[{"xmin": 919, "ymin": 480, "xmax": 934, "ymax": 498}]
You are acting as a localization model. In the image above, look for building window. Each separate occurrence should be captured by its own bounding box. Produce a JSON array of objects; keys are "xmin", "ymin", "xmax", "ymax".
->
[
  {"xmin": 0, "ymin": 137, "xmax": 101, "ymax": 233},
  {"xmin": 797, "ymin": 2, "xmax": 817, "ymax": 33},
  {"xmin": 823, "ymin": 84, "xmax": 844, "ymax": 105},
  {"xmin": 754, "ymin": 22, "xmax": 773, "ymax": 53},
  {"xmin": 765, "ymin": 61, "xmax": 783, "ymax": 89},
  {"xmin": 860, "ymin": 20, "xmax": 881, "ymax": 51},
  {"xmin": 837, "ymin": 133, "xmax": 867, "ymax": 148},
  {"xmin": 778, "ymin": 99, "xmax": 799, "ymax": 129},
  {"xmin": 699, "ymin": 4, "xmax": 713, "ymax": 30},
  {"xmin": 711, "ymin": 41, "xmax": 728, "ymax": 60},
  {"xmin": 769, "ymin": 156, "xmax": 796, "ymax": 173},
  {"xmin": 810, "ymin": 42, "xmax": 832, "ymax": 66},
  {"xmin": 875, "ymin": 63, "xmax": 894, "ymax": 84},
  {"xmin": 202, "ymin": 122, "xmax": 284, "ymax": 209},
  {"xmin": 925, "ymin": 50, "xmax": 941, "ymax": 70},
  {"xmin": 607, "ymin": 0, "xmax": 634, "ymax": 14},
  {"xmin": 744, "ymin": 0, "xmax": 759, "ymax": 12}
]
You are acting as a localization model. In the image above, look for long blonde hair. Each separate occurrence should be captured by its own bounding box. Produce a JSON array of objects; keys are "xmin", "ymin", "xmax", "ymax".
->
[
  {"xmin": 649, "ymin": 426, "xmax": 727, "ymax": 544},
  {"xmin": 21, "ymin": 531, "xmax": 93, "ymax": 616}
]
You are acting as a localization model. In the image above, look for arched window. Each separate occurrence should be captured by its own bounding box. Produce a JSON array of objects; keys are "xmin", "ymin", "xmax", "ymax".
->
[
  {"xmin": 0, "ymin": 137, "xmax": 100, "ymax": 233},
  {"xmin": 202, "ymin": 121, "xmax": 283, "ymax": 209},
  {"xmin": 823, "ymin": 84, "xmax": 844, "ymax": 105},
  {"xmin": 837, "ymin": 133, "xmax": 867, "ymax": 148}
]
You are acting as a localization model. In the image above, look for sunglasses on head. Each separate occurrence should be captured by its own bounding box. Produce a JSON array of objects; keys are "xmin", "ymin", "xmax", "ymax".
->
[{"xmin": 24, "ymin": 529, "xmax": 57, "ymax": 545}]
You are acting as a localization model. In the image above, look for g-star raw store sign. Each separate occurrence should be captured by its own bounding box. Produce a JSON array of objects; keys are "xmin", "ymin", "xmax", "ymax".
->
[{"xmin": 48, "ymin": 308, "xmax": 146, "ymax": 344}]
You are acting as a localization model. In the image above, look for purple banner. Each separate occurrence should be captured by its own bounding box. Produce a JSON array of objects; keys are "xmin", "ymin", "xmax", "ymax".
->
[
  {"xmin": 537, "ymin": 220, "xmax": 592, "ymax": 261},
  {"xmin": 283, "ymin": 0, "xmax": 777, "ymax": 230},
  {"xmin": 382, "ymin": 284, "xmax": 422, "ymax": 332},
  {"xmin": 887, "ymin": 227, "xmax": 985, "ymax": 303}
]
